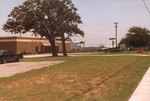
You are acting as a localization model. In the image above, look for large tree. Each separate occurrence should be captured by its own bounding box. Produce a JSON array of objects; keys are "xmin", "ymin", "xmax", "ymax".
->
[
  {"xmin": 119, "ymin": 26, "xmax": 150, "ymax": 48},
  {"xmin": 2, "ymin": 0, "xmax": 84, "ymax": 56}
]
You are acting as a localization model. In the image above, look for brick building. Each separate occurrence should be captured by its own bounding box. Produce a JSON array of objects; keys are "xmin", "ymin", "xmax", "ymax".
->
[{"xmin": 0, "ymin": 36, "xmax": 71, "ymax": 54}]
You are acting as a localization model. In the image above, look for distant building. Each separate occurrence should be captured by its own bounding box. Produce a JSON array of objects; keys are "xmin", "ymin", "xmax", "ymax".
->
[
  {"xmin": 104, "ymin": 44, "xmax": 113, "ymax": 48},
  {"xmin": 0, "ymin": 36, "xmax": 71, "ymax": 54},
  {"xmin": 70, "ymin": 40, "xmax": 85, "ymax": 50}
]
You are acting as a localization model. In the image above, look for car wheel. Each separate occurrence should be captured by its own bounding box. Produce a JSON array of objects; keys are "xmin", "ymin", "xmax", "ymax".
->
[{"xmin": 2, "ymin": 58, "xmax": 7, "ymax": 64}]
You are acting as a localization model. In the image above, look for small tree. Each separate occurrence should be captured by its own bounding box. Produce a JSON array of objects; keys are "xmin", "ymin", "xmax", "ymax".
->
[
  {"xmin": 60, "ymin": 28, "xmax": 84, "ymax": 56},
  {"xmin": 52, "ymin": 0, "xmax": 84, "ymax": 56},
  {"xmin": 119, "ymin": 26, "xmax": 150, "ymax": 48}
]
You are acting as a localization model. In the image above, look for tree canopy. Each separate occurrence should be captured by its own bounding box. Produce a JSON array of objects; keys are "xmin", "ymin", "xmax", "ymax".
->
[
  {"xmin": 2, "ymin": 0, "xmax": 84, "ymax": 56},
  {"xmin": 119, "ymin": 26, "xmax": 150, "ymax": 48}
]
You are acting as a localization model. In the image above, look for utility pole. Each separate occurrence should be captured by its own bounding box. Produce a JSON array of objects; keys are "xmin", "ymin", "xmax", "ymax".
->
[{"xmin": 114, "ymin": 22, "xmax": 118, "ymax": 47}]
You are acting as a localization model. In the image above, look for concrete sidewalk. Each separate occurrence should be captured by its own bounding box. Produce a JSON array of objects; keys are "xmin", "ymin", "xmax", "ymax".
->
[
  {"xmin": 23, "ymin": 53, "xmax": 150, "ymax": 58},
  {"xmin": 0, "ymin": 61, "xmax": 64, "ymax": 78},
  {"xmin": 24, "ymin": 53, "xmax": 53, "ymax": 58},
  {"xmin": 129, "ymin": 67, "xmax": 150, "ymax": 101}
]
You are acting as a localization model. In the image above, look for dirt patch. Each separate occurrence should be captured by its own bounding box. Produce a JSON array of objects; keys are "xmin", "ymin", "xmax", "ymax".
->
[{"xmin": 0, "ymin": 61, "xmax": 64, "ymax": 78}]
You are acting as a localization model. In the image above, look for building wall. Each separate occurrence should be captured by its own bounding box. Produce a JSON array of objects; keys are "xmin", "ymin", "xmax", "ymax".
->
[
  {"xmin": 0, "ymin": 42, "xmax": 17, "ymax": 53},
  {"xmin": 16, "ymin": 42, "xmax": 42, "ymax": 54},
  {"xmin": 0, "ymin": 36, "xmax": 71, "ymax": 54}
]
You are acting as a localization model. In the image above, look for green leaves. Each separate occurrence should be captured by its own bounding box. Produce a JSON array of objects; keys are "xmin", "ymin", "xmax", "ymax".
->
[
  {"xmin": 119, "ymin": 26, "xmax": 150, "ymax": 48},
  {"xmin": 3, "ymin": 0, "xmax": 84, "ymax": 38}
]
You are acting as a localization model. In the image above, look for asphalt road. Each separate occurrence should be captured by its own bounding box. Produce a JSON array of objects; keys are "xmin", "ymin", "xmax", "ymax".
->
[{"xmin": 0, "ymin": 61, "xmax": 64, "ymax": 78}]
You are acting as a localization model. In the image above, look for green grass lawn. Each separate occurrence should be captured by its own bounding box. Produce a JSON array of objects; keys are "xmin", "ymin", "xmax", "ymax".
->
[{"xmin": 0, "ymin": 56, "xmax": 150, "ymax": 101}]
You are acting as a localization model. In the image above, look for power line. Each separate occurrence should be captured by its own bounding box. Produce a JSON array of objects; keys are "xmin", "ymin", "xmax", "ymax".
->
[{"xmin": 143, "ymin": 0, "xmax": 150, "ymax": 15}]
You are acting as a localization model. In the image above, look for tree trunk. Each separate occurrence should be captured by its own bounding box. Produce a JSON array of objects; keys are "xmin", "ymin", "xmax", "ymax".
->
[
  {"xmin": 61, "ymin": 34, "xmax": 67, "ymax": 56},
  {"xmin": 48, "ymin": 38, "xmax": 58, "ymax": 57}
]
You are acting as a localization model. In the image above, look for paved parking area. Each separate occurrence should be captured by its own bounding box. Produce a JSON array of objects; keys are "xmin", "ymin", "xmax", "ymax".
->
[{"xmin": 0, "ymin": 61, "xmax": 64, "ymax": 78}]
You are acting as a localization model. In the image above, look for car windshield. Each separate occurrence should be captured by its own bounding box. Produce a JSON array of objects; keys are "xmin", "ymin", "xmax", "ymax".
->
[{"xmin": 0, "ymin": 50, "xmax": 5, "ymax": 55}]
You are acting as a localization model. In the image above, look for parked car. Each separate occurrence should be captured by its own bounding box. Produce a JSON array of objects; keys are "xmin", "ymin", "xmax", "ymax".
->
[{"xmin": 0, "ymin": 50, "xmax": 23, "ymax": 64}]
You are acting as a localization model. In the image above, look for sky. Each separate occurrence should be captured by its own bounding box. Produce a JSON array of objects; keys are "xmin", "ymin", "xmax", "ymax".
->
[{"xmin": 0, "ymin": 0, "xmax": 150, "ymax": 47}]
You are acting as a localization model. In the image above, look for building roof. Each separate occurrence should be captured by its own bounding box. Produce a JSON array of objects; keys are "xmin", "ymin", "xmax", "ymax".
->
[{"xmin": 0, "ymin": 36, "xmax": 70, "ymax": 43}]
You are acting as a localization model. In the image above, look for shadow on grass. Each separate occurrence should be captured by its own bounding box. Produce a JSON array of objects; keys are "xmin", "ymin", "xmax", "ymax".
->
[{"xmin": 65, "ymin": 57, "xmax": 141, "ymax": 101}]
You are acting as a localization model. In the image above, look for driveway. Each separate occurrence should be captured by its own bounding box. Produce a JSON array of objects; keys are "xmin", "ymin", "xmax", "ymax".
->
[{"xmin": 0, "ymin": 61, "xmax": 64, "ymax": 78}]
